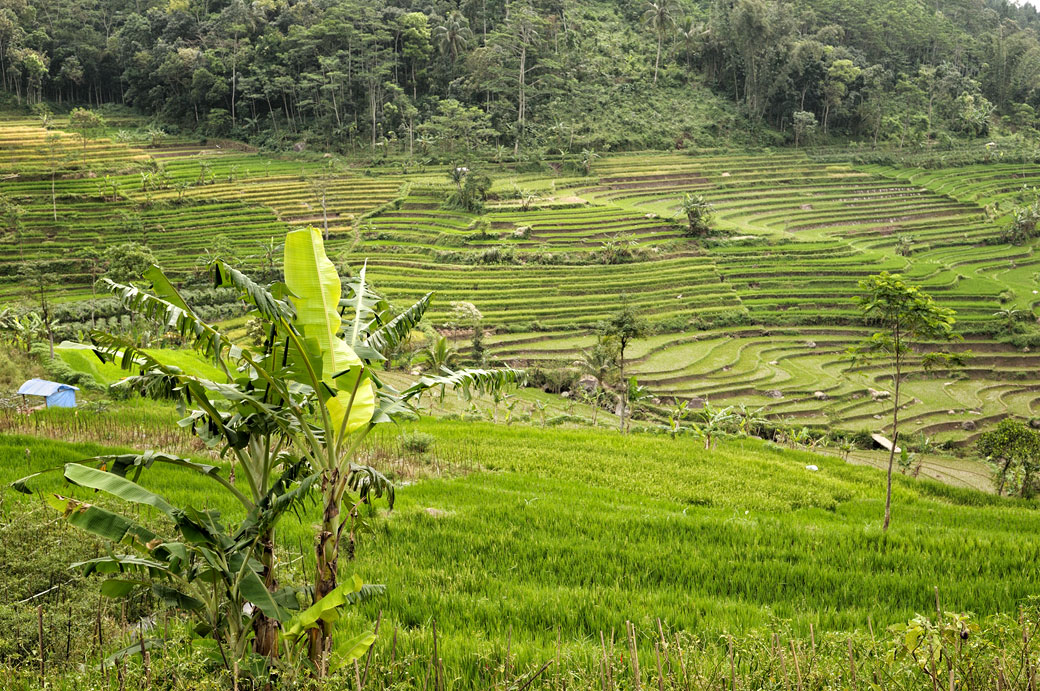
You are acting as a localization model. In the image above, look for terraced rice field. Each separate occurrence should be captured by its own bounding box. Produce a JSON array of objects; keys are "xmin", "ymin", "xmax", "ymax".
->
[
  {"xmin": 3, "ymin": 115, "xmax": 1039, "ymax": 445},
  {"xmin": 0, "ymin": 117, "xmax": 400, "ymax": 297}
]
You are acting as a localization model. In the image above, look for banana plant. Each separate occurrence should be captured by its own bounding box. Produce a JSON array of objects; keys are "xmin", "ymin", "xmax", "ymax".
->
[
  {"xmin": 83, "ymin": 267, "xmax": 333, "ymax": 659},
  {"xmin": 18, "ymin": 456, "xmax": 350, "ymax": 675},
  {"xmin": 83, "ymin": 227, "xmax": 521, "ymax": 671},
  {"xmin": 695, "ymin": 400, "xmax": 736, "ymax": 450},
  {"xmin": 667, "ymin": 399, "xmax": 691, "ymax": 439},
  {"xmin": 276, "ymin": 229, "xmax": 522, "ymax": 664}
]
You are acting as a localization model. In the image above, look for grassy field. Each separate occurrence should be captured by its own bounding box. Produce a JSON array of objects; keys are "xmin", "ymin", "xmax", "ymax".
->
[{"xmin": 3, "ymin": 412, "xmax": 1040, "ymax": 687}]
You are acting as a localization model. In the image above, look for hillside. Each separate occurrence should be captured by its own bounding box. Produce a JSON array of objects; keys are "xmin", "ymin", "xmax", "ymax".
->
[
  {"xmin": 3, "ymin": 117, "xmax": 1040, "ymax": 686},
  {"xmin": 4, "ymin": 114, "xmax": 1040, "ymax": 449},
  {"xmin": 4, "ymin": 0, "xmax": 1040, "ymax": 151}
]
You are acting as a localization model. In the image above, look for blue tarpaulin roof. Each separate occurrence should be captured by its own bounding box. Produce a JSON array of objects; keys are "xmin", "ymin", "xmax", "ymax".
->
[{"xmin": 17, "ymin": 379, "xmax": 79, "ymax": 397}]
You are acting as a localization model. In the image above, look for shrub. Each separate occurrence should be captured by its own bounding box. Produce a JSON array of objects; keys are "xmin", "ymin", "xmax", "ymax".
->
[
  {"xmin": 400, "ymin": 431, "xmax": 435, "ymax": 454},
  {"xmin": 31, "ymin": 344, "xmax": 104, "ymax": 391},
  {"xmin": 547, "ymin": 413, "xmax": 586, "ymax": 426},
  {"xmin": 679, "ymin": 193, "xmax": 715, "ymax": 236},
  {"xmin": 527, "ymin": 367, "xmax": 580, "ymax": 394}
]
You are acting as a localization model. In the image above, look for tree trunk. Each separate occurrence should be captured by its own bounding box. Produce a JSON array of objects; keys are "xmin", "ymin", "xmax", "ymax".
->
[
  {"xmin": 999, "ymin": 457, "xmax": 1012, "ymax": 495},
  {"xmin": 618, "ymin": 349, "xmax": 626, "ymax": 433},
  {"xmin": 309, "ymin": 471, "xmax": 341, "ymax": 670},
  {"xmin": 514, "ymin": 44, "xmax": 527, "ymax": 157},
  {"xmin": 883, "ymin": 343, "xmax": 901, "ymax": 533},
  {"xmin": 40, "ymin": 287, "xmax": 54, "ymax": 359},
  {"xmin": 89, "ymin": 273, "xmax": 97, "ymax": 330},
  {"xmin": 370, "ymin": 83, "xmax": 377, "ymax": 151},
  {"xmin": 654, "ymin": 34, "xmax": 662, "ymax": 85},
  {"xmin": 321, "ymin": 190, "xmax": 329, "ymax": 241},
  {"xmin": 252, "ymin": 530, "xmax": 280, "ymax": 658},
  {"xmin": 883, "ymin": 430, "xmax": 897, "ymax": 532},
  {"xmin": 231, "ymin": 36, "xmax": 238, "ymax": 127}
]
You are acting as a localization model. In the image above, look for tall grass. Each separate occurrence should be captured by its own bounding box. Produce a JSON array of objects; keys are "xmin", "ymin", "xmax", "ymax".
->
[{"xmin": 3, "ymin": 418, "xmax": 1040, "ymax": 687}]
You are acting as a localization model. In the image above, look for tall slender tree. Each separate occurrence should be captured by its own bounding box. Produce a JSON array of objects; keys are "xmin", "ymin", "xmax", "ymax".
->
[
  {"xmin": 599, "ymin": 302, "xmax": 647, "ymax": 433},
  {"xmin": 848, "ymin": 272, "xmax": 962, "ymax": 532},
  {"xmin": 643, "ymin": 0, "xmax": 678, "ymax": 85}
]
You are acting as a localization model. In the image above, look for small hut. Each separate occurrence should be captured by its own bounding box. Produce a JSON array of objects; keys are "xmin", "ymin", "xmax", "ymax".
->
[
  {"xmin": 17, "ymin": 379, "xmax": 79, "ymax": 409},
  {"xmin": 870, "ymin": 433, "xmax": 901, "ymax": 454}
]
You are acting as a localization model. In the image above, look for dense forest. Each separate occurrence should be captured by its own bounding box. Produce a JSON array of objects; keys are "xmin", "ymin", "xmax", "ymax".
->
[{"xmin": 3, "ymin": 0, "xmax": 1040, "ymax": 153}]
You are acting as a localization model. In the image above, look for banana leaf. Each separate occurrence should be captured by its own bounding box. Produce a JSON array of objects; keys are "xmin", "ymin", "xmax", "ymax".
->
[{"xmin": 283, "ymin": 228, "xmax": 374, "ymax": 440}]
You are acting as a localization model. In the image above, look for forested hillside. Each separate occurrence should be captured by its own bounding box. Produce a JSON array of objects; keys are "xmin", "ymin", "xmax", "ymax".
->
[{"xmin": 3, "ymin": 0, "xmax": 1040, "ymax": 153}]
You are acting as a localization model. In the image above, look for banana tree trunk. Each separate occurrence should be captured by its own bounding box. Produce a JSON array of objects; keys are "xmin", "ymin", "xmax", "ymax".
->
[
  {"xmin": 309, "ymin": 471, "xmax": 342, "ymax": 668},
  {"xmin": 253, "ymin": 530, "xmax": 280, "ymax": 658}
]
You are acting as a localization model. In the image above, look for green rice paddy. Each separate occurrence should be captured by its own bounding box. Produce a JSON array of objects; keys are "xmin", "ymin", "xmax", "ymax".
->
[
  {"xmin": 3, "ymin": 115, "xmax": 1039, "ymax": 447},
  {"xmin": 4, "ymin": 416, "xmax": 1040, "ymax": 682}
]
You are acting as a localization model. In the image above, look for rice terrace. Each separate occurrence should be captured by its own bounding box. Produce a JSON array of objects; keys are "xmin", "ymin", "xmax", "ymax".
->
[{"xmin": 10, "ymin": 0, "xmax": 1040, "ymax": 689}]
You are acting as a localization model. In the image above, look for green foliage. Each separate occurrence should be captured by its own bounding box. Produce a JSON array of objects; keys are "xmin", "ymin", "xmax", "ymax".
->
[
  {"xmin": 849, "ymin": 272, "xmax": 962, "ymax": 530},
  {"xmin": 5, "ymin": 0, "xmax": 1039, "ymax": 151},
  {"xmin": 417, "ymin": 335, "xmax": 460, "ymax": 372},
  {"xmin": 102, "ymin": 242, "xmax": 157, "ymax": 284},
  {"xmin": 598, "ymin": 304, "xmax": 648, "ymax": 432},
  {"xmin": 418, "ymin": 101, "xmax": 496, "ymax": 156},
  {"xmin": 852, "ymin": 273, "xmax": 960, "ymax": 360},
  {"xmin": 792, "ymin": 110, "xmax": 817, "ymax": 146},
  {"xmin": 977, "ymin": 418, "xmax": 1040, "ymax": 497},
  {"xmin": 1000, "ymin": 200, "xmax": 1040, "ymax": 245},
  {"xmin": 10, "ymin": 226, "xmax": 520, "ymax": 678},
  {"xmin": 16, "ymin": 456, "xmax": 340, "ymax": 669},
  {"xmin": 68, "ymin": 108, "xmax": 105, "ymax": 155},
  {"xmin": 400, "ymin": 431, "xmax": 434, "ymax": 454},
  {"xmin": 678, "ymin": 193, "xmax": 715, "ymax": 237},
  {"xmin": 444, "ymin": 167, "xmax": 491, "ymax": 213}
]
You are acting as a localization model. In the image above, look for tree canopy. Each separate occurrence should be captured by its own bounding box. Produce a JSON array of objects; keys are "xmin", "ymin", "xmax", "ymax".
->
[{"xmin": 2, "ymin": 0, "xmax": 1039, "ymax": 152}]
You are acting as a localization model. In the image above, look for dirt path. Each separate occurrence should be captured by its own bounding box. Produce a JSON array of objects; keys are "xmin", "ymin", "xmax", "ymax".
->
[{"xmin": 828, "ymin": 448, "xmax": 993, "ymax": 492}]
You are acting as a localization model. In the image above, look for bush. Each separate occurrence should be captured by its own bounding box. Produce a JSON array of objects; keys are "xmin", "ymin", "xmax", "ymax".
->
[
  {"xmin": 445, "ymin": 170, "xmax": 492, "ymax": 213},
  {"xmin": 526, "ymin": 367, "xmax": 580, "ymax": 395},
  {"xmin": 400, "ymin": 431, "xmax": 435, "ymax": 454},
  {"xmin": 547, "ymin": 413, "xmax": 586, "ymax": 426},
  {"xmin": 999, "ymin": 329, "xmax": 1040, "ymax": 349},
  {"xmin": 31, "ymin": 344, "xmax": 104, "ymax": 391}
]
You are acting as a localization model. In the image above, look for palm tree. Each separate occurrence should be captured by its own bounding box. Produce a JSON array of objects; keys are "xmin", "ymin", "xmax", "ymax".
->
[
  {"xmin": 676, "ymin": 17, "xmax": 702, "ymax": 70},
  {"xmin": 643, "ymin": 0, "xmax": 678, "ymax": 85},
  {"xmin": 896, "ymin": 234, "xmax": 914, "ymax": 257},
  {"xmin": 435, "ymin": 11, "xmax": 473, "ymax": 62},
  {"xmin": 576, "ymin": 336, "xmax": 619, "ymax": 425},
  {"xmin": 576, "ymin": 336, "xmax": 618, "ymax": 393},
  {"xmin": 697, "ymin": 401, "xmax": 736, "ymax": 450},
  {"xmin": 678, "ymin": 193, "xmax": 714, "ymax": 236},
  {"xmin": 418, "ymin": 335, "xmax": 461, "ymax": 371},
  {"xmin": 994, "ymin": 306, "xmax": 1022, "ymax": 332},
  {"xmin": 251, "ymin": 237, "xmax": 284, "ymax": 275},
  {"xmin": 734, "ymin": 403, "xmax": 767, "ymax": 437}
]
